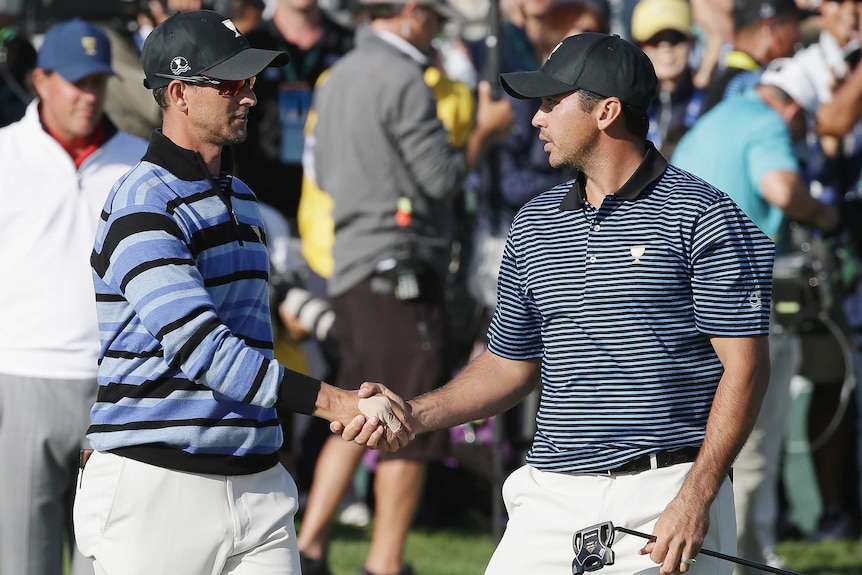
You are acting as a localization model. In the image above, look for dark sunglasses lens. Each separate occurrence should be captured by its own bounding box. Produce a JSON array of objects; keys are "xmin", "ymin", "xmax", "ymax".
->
[{"xmin": 645, "ymin": 31, "xmax": 688, "ymax": 46}]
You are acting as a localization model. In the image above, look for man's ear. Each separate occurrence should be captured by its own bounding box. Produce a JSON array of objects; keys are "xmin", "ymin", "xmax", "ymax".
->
[
  {"xmin": 595, "ymin": 97, "xmax": 623, "ymax": 130},
  {"xmin": 31, "ymin": 68, "xmax": 49, "ymax": 100},
  {"xmin": 166, "ymin": 80, "xmax": 190, "ymax": 113}
]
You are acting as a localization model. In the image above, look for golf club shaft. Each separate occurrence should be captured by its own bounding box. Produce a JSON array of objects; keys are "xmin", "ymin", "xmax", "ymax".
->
[{"xmin": 614, "ymin": 526, "xmax": 804, "ymax": 575}]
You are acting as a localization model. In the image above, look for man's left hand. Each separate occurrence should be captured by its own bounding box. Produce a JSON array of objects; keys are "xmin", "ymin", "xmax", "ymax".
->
[{"xmin": 638, "ymin": 492, "xmax": 709, "ymax": 574}]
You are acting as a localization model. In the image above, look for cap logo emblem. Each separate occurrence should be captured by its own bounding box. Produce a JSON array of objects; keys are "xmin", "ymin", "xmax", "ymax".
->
[
  {"xmin": 170, "ymin": 56, "xmax": 191, "ymax": 75},
  {"xmin": 81, "ymin": 36, "xmax": 97, "ymax": 56},
  {"xmin": 222, "ymin": 19, "xmax": 241, "ymax": 38}
]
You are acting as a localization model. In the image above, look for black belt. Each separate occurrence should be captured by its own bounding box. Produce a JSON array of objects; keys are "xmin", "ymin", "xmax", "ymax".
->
[{"xmin": 596, "ymin": 447, "xmax": 700, "ymax": 476}]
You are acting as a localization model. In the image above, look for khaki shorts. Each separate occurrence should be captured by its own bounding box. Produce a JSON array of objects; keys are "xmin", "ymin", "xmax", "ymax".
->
[{"xmin": 333, "ymin": 275, "xmax": 448, "ymax": 462}]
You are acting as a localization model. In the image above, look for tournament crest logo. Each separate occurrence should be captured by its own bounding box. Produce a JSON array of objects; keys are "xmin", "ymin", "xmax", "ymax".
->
[
  {"xmin": 81, "ymin": 36, "xmax": 97, "ymax": 56},
  {"xmin": 749, "ymin": 290, "xmax": 762, "ymax": 311}
]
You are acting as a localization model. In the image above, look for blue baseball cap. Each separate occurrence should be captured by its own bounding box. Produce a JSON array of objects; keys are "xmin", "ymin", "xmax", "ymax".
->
[{"xmin": 37, "ymin": 19, "xmax": 115, "ymax": 83}]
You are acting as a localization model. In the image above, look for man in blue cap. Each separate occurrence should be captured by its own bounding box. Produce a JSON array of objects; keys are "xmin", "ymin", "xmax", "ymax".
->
[{"xmin": 0, "ymin": 17, "xmax": 148, "ymax": 575}]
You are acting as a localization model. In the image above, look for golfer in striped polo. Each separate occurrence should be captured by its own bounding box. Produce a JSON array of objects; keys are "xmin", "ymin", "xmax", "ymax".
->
[{"xmin": 340, "ymin": 33, "xmax": 776, "ymax": 575}]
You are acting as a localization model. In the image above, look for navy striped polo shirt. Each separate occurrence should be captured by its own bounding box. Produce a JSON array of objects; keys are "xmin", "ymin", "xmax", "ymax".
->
[{"xmin": 487, "ymin": 143, "xmax": 774, "ymax": 473}]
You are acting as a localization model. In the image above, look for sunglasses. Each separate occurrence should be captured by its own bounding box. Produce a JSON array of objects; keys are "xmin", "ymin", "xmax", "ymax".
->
[
  {"xmin": 824, "ymin": 0, "xmax": 862, "ymax": 3},
  {"xmin": 642, "ymin": 31, "xmax": 689, "ymax": 47},
  {"xmin": 154, "ymin": 74, "xmax": 257, "ymax": 96}
]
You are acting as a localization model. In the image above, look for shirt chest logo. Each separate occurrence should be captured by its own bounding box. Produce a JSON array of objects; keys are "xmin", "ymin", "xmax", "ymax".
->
[{"xmin": 630, "ymin": 245, "xmax": 646, "ymax": 264}]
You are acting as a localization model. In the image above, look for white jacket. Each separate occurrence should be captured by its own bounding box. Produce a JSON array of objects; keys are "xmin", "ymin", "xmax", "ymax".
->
[{"xmin": 0, "ymin": 101, "xmax": 148, "ymax": 378}]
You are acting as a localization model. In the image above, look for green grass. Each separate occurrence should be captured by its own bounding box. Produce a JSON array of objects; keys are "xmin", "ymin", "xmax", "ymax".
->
[
  {"xmin": 775, "ymin": 540, "xmax": 862, "ymax": 575},
  {"xmin": 317, "ymin": 521, "xmax": 862, "ymax": 575},
  {"xmin": 323, "ymin": 523, "xmax": 497, "ymax": 575}
]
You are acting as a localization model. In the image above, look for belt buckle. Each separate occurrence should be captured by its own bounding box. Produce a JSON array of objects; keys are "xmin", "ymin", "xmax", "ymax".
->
[{"xmin": 613, "ymin": 452, "xmax": 655, "ymax": 475}]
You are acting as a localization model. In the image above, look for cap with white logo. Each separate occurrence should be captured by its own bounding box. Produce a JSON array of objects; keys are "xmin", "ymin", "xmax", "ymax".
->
[{"xmin": 140, "ymin": 10, "xmax": 288, "ymax": 90}]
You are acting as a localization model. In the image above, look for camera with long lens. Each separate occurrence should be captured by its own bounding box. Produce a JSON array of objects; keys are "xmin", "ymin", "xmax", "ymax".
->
[{"xmin": 270, "ymin": 270, "xmax": 335, "ymax": 343}]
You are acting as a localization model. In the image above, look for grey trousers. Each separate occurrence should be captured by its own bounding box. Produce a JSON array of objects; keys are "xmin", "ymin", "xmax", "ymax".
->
[{"xmin": 0, "ymin": 372, "xmax": 97, "ymax": 575}]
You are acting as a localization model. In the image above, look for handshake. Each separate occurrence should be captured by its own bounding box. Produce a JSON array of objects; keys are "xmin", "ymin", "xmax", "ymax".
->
[{"xmin": 343, "ymin": 383, "xmax": 417, "ymax": 452}]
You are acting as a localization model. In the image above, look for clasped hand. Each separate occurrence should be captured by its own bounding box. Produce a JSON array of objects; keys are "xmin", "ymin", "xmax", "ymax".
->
[{"xmin": 333, "ymin": 383, "xmax": 415, "ymax": 452}]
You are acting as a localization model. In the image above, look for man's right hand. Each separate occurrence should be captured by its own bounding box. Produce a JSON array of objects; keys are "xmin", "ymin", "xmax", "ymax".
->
[{"xmin": 331, "ymin": 382, "xmax": 416, "ymax": 452}]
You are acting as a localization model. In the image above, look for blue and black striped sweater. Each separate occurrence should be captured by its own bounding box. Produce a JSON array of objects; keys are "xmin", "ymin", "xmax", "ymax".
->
[{"xmin": 88, "ymin": 131, "xmax": 319, "ymax": 475}]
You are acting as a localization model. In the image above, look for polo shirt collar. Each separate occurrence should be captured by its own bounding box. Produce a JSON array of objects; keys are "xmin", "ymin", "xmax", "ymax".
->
[
  {"xmin": 560, "ymin": 141, "xmax": 668, "ymax": 211},
  {"xmin": 142, "ymin": 129, "xmax": 234, "ymax": 181}
]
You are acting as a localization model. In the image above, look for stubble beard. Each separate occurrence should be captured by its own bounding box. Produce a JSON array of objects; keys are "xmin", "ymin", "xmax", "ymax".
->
[
  {"xmin": 226, "ymin": 130, "xmax": 248, "ymax": 146},
  {"xmin": 556, "ymin": 127, "xmax": 599, "ymax": 173},
  {"xmin": 220, "ymin": 123, "xmax": 249, "ymax": 146}
]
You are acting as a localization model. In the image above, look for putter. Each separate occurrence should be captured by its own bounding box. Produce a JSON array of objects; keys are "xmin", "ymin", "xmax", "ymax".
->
[{"xmin": 572, "ymin": 522, "xmax": 805, "ymax": 575}]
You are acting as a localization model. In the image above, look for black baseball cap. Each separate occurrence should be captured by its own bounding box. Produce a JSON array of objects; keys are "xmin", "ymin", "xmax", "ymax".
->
[
  {"xmin": 500, "ymin": 33, "xmax": 657, "ymax": 111},
  {"xmin": 141, "ymin": 10, "xmax": 289, "ymax": 90},
  {"xmin": 733, "ymin": 0, "xmax": 817, "ymax": 31}
]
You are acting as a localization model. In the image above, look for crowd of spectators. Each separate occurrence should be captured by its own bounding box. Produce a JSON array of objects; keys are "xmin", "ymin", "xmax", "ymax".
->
[{"xmin": 2, "ymin": 0, "xmax": 862, "ymax": 574}]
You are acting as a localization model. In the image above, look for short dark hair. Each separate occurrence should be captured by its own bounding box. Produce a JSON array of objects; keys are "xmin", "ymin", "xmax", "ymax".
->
[
  {"xmin": 153, "ymin": 86, "xmax": 169, "ymax": 109},
  {"xmin": 622, "ymin": 104, "xmax": 649, "ymax": 139},
  {"xmin": 576, "ymin": 89, "xmax": 650, "ymax": 138},
  {"xmin": 576, "ymin": 89, "xmax": 605, "ymax": 112}
]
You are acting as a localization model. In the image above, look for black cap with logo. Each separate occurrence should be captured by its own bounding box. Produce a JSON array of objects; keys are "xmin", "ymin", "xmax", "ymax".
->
[
  {"xmin": 141, "ymin": 10, "xmax": 289, "ymax": 90},
  {"xmin": 500, "ymin": 33, "xmax": 657, "ymax": 112}
]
